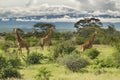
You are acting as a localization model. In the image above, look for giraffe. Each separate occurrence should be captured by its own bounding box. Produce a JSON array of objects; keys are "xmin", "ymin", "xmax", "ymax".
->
[
  {"xmin": 81, "ymin": 31, "xmax": 97, "ymax": 52},
  {"xmin": 40, "ymin": 26, "xmax": 54, "ymax": 49},
  {"xmin": 13, "ymin": 28, "xmax": 29, "ymax": 55}
]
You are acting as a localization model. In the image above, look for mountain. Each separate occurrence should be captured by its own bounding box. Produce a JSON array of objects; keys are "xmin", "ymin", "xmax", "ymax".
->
[
  {"xmin": 0, "ymin": 5, "xmax": 120, "ymax": 22},
  {"xmin": 0, "ymin": 5, "xmax": 79, "ymax": 17}
]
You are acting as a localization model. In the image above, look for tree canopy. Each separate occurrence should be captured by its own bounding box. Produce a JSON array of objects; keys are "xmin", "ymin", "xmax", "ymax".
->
[
  {"xmin": 74, "ymin": 18, "xmax": 103, "ymax": 30},
  {"xmin": 33, "ymin": 23, "xmax": 55, "ymax": 32}
]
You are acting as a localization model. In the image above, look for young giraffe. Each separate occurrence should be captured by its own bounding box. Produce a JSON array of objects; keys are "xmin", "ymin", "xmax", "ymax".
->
[
  {"xmin": 40, "ymin": 26, "xmax": 54, "ymax": 49},
  {"xmin": 13, "ymin": 28, "xmax": 29, "ymax": 55},
  {"xmin": 81, "ymin": 31, "xmax": 97, "ymax": 52}
]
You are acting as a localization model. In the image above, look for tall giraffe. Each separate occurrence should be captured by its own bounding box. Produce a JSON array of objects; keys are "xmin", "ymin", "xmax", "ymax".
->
[
  {"xmin": 40, "ymin": 26, "xmax": 54, "ymax": 49},
  {"xmin": 81, "ymin": 31, "xmax": 97, "ymax": 52},
  {"xmin": 13, "ymin": 28, "xmax": 29, "ymax": 55}
]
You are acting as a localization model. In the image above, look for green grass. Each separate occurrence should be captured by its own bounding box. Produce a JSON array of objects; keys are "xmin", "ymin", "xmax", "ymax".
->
[
  {"xmin": 20, "ymin": 64, "xmax": 120, "ymax": 80},
  {"xmin": 93, "ymin": 45, "xmax": 116, "ymax": 58},
  {"xmin": 1, "ymin": 45, "xmax": 120, "ymax": 80}
]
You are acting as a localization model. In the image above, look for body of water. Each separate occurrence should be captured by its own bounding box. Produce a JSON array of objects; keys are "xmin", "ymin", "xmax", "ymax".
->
[{"xmin": 0, "ymin": 21, "xmax": 120, "ymax": 32}]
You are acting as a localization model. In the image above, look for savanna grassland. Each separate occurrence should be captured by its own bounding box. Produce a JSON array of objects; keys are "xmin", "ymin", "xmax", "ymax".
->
[
  {"xmin": 1, "ymin": 18, "xmax": 120, "ymax": 80},
  {"xmin": 1, "ymin": 45, "xmax": 120, "ymax": 80},
  {"xmin": 19, "ymin": 45, "xmax": 120, "ymax": 80}
]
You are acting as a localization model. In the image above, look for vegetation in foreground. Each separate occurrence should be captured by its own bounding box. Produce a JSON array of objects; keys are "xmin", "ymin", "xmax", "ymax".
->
[{"xmin": 0, "ymin": 18, "xmax": 120, "ymax": 80}]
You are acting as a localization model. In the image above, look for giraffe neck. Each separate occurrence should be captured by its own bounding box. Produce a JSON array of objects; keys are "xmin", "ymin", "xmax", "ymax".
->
[
  {"xmin": 45, "ymin": 28, "xmax": 53, "ymax": 38},
  {"xmin": 89, "ymin": 33, "xmax": 96, "ymax": 43},
  {"xmin": 15, "ymin": 30, "xmax": 22, "ymax": 42}
]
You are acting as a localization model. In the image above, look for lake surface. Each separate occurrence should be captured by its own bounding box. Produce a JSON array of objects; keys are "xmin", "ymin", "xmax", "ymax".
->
[{"xmin": 0, "ymin": 21, "xmax": 120, "ymax": 32}]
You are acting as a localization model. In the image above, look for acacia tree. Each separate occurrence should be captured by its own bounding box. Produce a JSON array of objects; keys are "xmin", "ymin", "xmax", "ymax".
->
[
  {"xmin": 73, "ymin": 18, "xmax": 105, "ymax": 45},
  {"xmin": 74, "ymin": 18, "xmax": 103, "ymax": 31},
  {"xmin": 74, "ymin": 18, "xmax": 103, "ymax": 37},
  {"xmin": 33, "ymin": 23, "xmax": 55, "ymax": 37},
  {"xmin": 33, "ymin": 23, "xmax": 55, "ymax": 32}
]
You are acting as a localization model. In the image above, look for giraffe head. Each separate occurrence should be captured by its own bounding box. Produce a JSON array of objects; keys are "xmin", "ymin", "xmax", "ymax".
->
[
  {"xmin": 49, "ymin": 26, "xmax": 55, "ymax": 32},
  {"xmin": 13, "ymin": 28, "xmax": 18, "ymax": 33},
  {"xmin": 94, "ymin": 31, "xmax": 97, "ymax": 35}
]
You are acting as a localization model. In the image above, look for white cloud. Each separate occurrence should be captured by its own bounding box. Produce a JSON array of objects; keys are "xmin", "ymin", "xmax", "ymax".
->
[
  {"xmin": 0, "ymin": 4, "xmax": 79, "ymax": 18},
  {"xmin": 26, "ymin": 0, "xmax": 37, "ymax": 7},
  {"xmin": 76, "ymin": 0, "xmax": 120, "ymax": 12},
  {"xmin": 0, "ymin": 0, "xmax": 29, "ymax": 7},
  {"xmin": 0, "ymin": 0, "xmax": 120, "ymax": 22},
  {"xmin": 15, "ymin": 16, "xmax": 120, "ymax": 23}
]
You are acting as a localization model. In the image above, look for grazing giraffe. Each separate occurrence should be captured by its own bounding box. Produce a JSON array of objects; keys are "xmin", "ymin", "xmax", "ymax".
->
[
  {"xmin": 81, "ymin": 31, "xmax": 97, "ymax": 52},
  {"xmin": 13, "ymin": 28, "xmax": 29, "ymax": 55},
  {"xmin": 40, "ymin": 26, "xmax": 54, "ymax": 49}
]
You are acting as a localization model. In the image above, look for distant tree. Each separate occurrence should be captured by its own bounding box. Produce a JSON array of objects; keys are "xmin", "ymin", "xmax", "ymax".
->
[
  {"xmin": 74, "ymin": 18, "xmax": 103, "ymax": 31},
  {"xmin": 33, "ymin": 23, "xmax": 55, "ymax": 37},
  {"xmin": 106, "ymin": 24, "xmax": 116, "ymax": 34},
  {"xmin": 104, "ymin": 24, "xmax": 120, "ymax": 45},
  {"xmin": 4, "ymin": 33, "xmax": 15, "ymax": 41},
  {"xmin": 33, "ymin": 23, "xmax": 55, "ymax": 32}
]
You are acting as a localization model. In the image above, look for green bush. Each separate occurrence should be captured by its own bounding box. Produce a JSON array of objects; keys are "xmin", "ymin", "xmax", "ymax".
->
[
  {"xmin": 113, "ymin": 51, "xmax": 120, "ymax": 67},
  {"xmin": 35, "ymin": 67, "xmax": 51, "ymax": 80},
  {"xmin": 53, "ymin": 41, "xmax": 75, "ymax": 59},
  {"xmin": 1, "ymin": 67, "xmax": 21, "ymax": 79},
  {"xmin": 112, "ymin": 42, "xmax": 120, "ymax": 67},
  {"xmin": 24, "ymin": 52, "xmax": 43, "ymax": 65},
  {"xmin": 84, "ymin": 48, "xmax": 100, "ymax": 59},
  {"xmin": 8, "ymin": 58, "xmax": 21, "ymax": 68},
  {"xmin": 103, "ymin": 57, "xmax": 115, "ymax": 67},
  {"xmin": 58, "ymin": 53, "xmax": 89, "ymax": 72},
  {"xmin": 0, "ymin": 42, "xmax": 10, "ymax": 52},
  {"xmin": 92, "ymin": 58, "xmax": 115, "ymax": 68},
  {"xmin": 0, "ymin": 55, "xmax": 7, "ymax": 69},
  {"xmin": 75, "ymin": 37, "xmax": 85, "ymax": 45},
  {"xmin": 0, "ymin": 56, "xmax": 21, "ymax": 79}
]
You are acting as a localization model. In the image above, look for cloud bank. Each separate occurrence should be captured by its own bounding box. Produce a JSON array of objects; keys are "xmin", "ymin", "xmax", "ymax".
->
[
  {"xmin": 75, "ymin": 0, "xmax": 120, "ymax": 16},
  {"xmin": 0, "ymin": 0, "xmax": 120, "ymax": 23}
]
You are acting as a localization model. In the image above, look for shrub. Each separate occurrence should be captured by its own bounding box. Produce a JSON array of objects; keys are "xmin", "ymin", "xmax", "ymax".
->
[
  {"xmin": 113, "ymin": 51, "xmax": 120, "ymax": 67},
  {"xmin": 1, "ymin": 67, "xmax": 21, "ymax": 79},
  {"xmin": 92, "ymin": 58, "xmax": 115, "ymax": 68},
  {"xmin": 53, "ymin": 41, "xmax": 75, "ymax": 59},
  {"xmin": 0, "ymin": 55, "xmax": 7, "ymax": 69},
  {"xmin": 0, "ymin": 56, "xmax": 21, "ymax": 79},
  {"xmin": 0, "ymin": 42, "xmax": 10, "ymax": 52},
  {"xmin": 24, "ymin": 52, "xmax": 43, "ymax": 65},
  {"xmin": 58, "ymin": 54, "xmax": 89, "ymax": 72},
  {"xmin": 35, "ymin": 67, "xmax": 51, "ymax": 80},
  {"xmin": 75, "ymin": 37, "xmax": 85, "ymax": 45},
  {"xmin": 84, "ymin": 48, "xmax": 100, "ymax": 59},
  {"xmin": 8, "ymin": 58, "xmax": 21, "ymax": 68},
  {"xmin": 102, "ymin": 57, "xmax": 115, "ymax": 67}
]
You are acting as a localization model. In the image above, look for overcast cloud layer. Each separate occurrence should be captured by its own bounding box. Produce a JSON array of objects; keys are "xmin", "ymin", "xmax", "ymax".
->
[{"xmin": 0, "ymin": 0, "xmax": 120, "ymax": 22}]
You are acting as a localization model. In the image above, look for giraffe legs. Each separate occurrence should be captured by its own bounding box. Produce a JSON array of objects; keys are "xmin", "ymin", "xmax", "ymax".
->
[
  {"xmin": 40, "ymin": 38, "xmax": 44, "ymax": 50},
  {"xmin": 40, "ymin": 38, "xmax": 52, "ymax": 50},
  {"xmin": 48, "ymin": 40, "xmax": 52, "ymax": 49},
  {"xmin": 40, "ymin": 43, "xmax": 44, "ymax": 50},
  {"xmin": 18, "ymin": 46, "xmax": 22, "ymax": 56},
  {"xmin": 81, "ymin": 44, "xmax": 93, "ymax": 52},
  {"xmin": 25, "ymin": 46, "xmax": 29, "ymax": 55}
]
